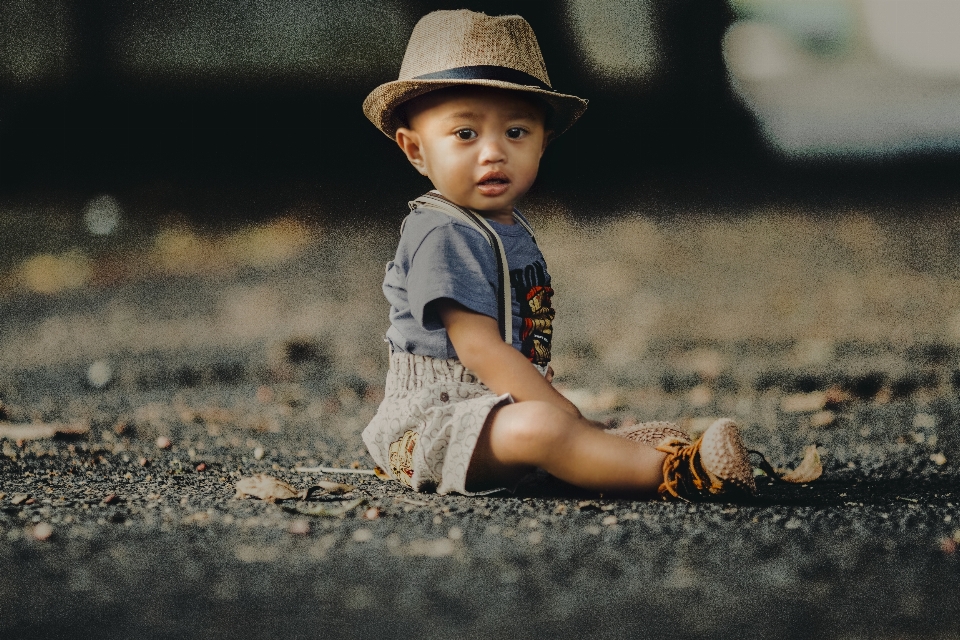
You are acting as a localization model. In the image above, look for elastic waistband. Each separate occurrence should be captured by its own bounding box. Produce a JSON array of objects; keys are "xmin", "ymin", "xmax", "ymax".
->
[{"xmin": 386, "ymin": 352, "xmax": 483, "ymax": 392}]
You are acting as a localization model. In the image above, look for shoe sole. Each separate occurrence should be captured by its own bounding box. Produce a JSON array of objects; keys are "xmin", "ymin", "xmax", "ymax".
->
[
  {"xmin": 606, "ymin": 421, "xmax": 691, "ymax": 447},
  {"xmin": 698, "ymin": 418, "xmax": 756, "ymax": 495}
]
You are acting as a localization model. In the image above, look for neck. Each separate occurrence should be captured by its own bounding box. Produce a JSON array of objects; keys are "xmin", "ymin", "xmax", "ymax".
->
[{"xmin": 481, "ymin": 209, "xmax": 516, "ymax": 225}]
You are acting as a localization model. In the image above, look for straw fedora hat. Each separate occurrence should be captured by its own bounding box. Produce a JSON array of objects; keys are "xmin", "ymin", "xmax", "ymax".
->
[{"xmin": 363, "ymin": 10, "xmax": 588, "ymax": 139}]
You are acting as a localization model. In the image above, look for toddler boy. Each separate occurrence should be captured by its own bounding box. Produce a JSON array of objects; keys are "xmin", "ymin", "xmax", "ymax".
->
[{"xmin": 361, "ymin": 9, "xmax": 755, "ymax": 499}]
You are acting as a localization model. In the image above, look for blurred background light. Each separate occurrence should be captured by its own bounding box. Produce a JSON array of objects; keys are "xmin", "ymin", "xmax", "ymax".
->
[
  {"xmin": 82, "ymin": 194, "xmax": 122, "ymax": 236},
  {"xmin": 723, "ymin": 0, "xmax": 960, "ymax": 158},
  {"xmin": 561, "ymin": 0, "xmax": 662, "ymax": 85},
  {"xmin": 863, "ymin": 0, "xmax": 960, "ymax": 77},
  {"xmin": 16, "ymin": 251, "xmax": 92, "ymax": 294}
]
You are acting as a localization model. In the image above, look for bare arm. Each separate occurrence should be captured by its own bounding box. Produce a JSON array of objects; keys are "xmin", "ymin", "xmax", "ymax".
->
[{"xmin": 436, "ymin": 298, "xmax": 583, "ymax": 419}]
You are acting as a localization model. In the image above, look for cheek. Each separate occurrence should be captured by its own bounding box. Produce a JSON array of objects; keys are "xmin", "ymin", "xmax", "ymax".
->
[
  {"xmin": 440, "ymin": 153, "xmax": 473, "ymax": 181},
  {"xmin": 518, "ymin": 151, "xmax": 543, "ymax": 180}
]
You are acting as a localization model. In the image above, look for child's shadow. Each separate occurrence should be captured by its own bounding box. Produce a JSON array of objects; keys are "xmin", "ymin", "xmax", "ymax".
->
[{"xmin": 509, "ymin": 474, "xmax": 958, "ymax": 507}]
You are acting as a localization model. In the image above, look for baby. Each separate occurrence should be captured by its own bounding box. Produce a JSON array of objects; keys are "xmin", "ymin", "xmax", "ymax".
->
[{"xmin": 360, "ymin": 9, "xmax": 755, "ymax": 500}]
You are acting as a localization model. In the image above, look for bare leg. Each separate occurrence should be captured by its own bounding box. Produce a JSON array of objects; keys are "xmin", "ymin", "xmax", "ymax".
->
[{"xmin": 466, "ymin": 400, "xmax": 667, "ymax": 495}]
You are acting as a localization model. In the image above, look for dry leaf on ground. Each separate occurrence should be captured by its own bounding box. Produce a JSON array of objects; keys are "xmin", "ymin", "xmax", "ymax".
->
[
  {"xmin": 780, "ymin": 445, "xmax": 823, "ymax": 483},
  {"xmin": 234, "ymin": 474, "xmax": 301, "ymax": 502},
  {"xmin": 313, "ymin": 480, "xmax": 355, "ymax": 494},
  {"xmin": 0, "ymin": 421, "xmax": 89, "ymax": 440}
]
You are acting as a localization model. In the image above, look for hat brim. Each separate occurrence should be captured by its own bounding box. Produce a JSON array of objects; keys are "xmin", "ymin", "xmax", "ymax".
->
[{"xmin": 363, "ymin": 78, "xmax": 588, "ymax": 140}]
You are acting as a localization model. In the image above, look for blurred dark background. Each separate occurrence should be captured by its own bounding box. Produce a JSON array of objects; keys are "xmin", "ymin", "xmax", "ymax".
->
[{"xmin": 3, "ymin": 0, "xmax": 960, "ymax": 220}]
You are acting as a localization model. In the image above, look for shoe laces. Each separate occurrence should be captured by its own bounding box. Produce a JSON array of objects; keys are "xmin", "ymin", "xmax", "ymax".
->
[{"xmin": 655, "ymin": 436, "xmax": 723, "ymax": 501}]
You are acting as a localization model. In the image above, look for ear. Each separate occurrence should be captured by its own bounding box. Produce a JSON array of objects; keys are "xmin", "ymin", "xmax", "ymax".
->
[
  {"xmin": 540, "ymin": 131, "xmax": 554, "ymax": 156},
  {"xmin": 395, "ymin": 127, "xmax": 428, "ymax": 176}
]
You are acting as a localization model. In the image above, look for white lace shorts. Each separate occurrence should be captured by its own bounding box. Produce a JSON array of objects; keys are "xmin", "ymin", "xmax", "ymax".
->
[{"xmin": 361, "ymin": 351, "xmax": 514, "ymax": 495}]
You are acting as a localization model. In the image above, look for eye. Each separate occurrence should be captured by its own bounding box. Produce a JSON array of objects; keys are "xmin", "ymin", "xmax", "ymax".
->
[
  {"xmin": 506, "ymin": 127, "xmax": 527, "ymax": 139},
  {"xmin": 455, "ymin": 129, "xmax": 477, "ymax": 140}
]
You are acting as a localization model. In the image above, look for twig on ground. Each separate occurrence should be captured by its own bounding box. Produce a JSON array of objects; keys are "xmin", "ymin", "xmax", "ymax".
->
[
  {"xmin": 294, "ymin": 465, "xmax": 376, "ymax": 475},
  {"xmin": 395, "ymin": 496, "xmax": 430, "ymax": 507}
]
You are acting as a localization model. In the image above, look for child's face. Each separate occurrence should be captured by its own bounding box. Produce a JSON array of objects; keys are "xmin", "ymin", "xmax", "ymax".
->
[{"xmin": 395, "ymin": 87, "xmax": 550, "ymax": 222}]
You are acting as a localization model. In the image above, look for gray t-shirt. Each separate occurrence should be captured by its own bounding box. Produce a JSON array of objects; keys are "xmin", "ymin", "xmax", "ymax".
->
[{"xmin": 383, "ymin": 206, "xmax": 555, "ymax": 367}]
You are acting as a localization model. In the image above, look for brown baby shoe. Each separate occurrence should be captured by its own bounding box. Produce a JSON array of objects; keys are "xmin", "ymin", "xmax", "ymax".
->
[{"xmin": 655, "ymin": 418, "xmax": 756, "ymax": 500}]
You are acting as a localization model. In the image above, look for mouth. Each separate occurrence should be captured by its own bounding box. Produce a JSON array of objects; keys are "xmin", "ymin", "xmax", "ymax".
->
[
  {"xmin": 477, "ymin": 172, "xmax": 511, "ymax": 196},
  {"xmin": 478, "ymin": 171, "xmax": 510, "ymax": 186}
]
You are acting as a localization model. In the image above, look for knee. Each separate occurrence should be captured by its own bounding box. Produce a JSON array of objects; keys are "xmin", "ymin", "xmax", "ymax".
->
[{"xmin": 488, "ymin": 401, "xmax": 572, "ymax": 457}]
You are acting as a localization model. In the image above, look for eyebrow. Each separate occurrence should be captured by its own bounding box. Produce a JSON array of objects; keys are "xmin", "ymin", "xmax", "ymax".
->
[
  {"xmin": 444, "ymin": 111, "xmax": 481, "ymax": 120},
  {"xmin": 443, "ymin": 110, "xmax": 540, "ymax": 121}
]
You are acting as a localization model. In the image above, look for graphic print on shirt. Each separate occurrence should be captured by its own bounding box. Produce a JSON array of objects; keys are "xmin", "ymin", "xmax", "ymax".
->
[{"xmin": 510, "ymin": 260, "xmax": 554, "ymax": 366}]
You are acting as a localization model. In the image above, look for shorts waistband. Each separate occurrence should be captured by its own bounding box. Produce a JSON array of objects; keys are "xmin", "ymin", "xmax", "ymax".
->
[{"xmin": 386, "ymin": 352, "xmax": 483, "ymax": 392}]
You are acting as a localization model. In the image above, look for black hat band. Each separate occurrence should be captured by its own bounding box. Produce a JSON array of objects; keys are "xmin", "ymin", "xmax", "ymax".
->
[{"xmin": 413, "ymin": 65, "xmax": 554, "ymax": 92}]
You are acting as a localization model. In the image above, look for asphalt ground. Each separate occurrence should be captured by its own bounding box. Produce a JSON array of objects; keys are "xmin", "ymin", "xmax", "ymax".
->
[{"xmin": 2, "ymin": 201, "xmax": 960, "ymax": 638}]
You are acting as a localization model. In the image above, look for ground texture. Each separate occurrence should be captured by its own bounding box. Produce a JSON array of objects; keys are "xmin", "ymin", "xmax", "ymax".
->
[{"xmin": 2, "ymin": 199, "xmax": 960, "ymax": 638}]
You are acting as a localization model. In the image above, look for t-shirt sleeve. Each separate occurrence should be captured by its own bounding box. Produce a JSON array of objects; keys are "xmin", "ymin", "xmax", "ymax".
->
[{"xmin": 406, "ymin": 223, "xmax": 499, "ymax": 331}]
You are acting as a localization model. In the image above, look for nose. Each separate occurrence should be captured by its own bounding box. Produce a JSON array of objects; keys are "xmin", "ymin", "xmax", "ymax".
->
[{"xmin": 477, "ymin": 135, "xmax": 507, "ymax": 164}]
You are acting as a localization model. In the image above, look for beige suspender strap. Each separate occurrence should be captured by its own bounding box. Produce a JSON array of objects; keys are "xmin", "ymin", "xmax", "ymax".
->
[
  {"xmin": 407, "ymin": 190, "xmax": 529, "ymax": 344},
  {"xmin": 511, "ymin": 211, "xmax": 536, "ymax": 241}
]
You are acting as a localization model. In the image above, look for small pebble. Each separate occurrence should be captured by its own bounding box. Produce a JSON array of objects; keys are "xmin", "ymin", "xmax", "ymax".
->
[
  {"xmin": 196, "ymin": 463, "xmax": 207, "ymax": 472},
  {"xmin": 31, "ymin": 523, "xmax": 53, "ymax": 541},
  {"xmin": 253, "ymin": 447, "xmax": 264, "ymax": 460},
  {"xmin": 602, "ymin": 515, "xmax": 618, "ymax": 526},
  {"xmin": 25, "ymin": 498, "xmax": 35, "ymax": 505},
  {"xmin": 86, "ymin": 361, "xmax": 113, "ymax": 388},
  {"xmin": 139, "ymin": 457, "xmax": 150, "ymax": 467},
  {"xmin": 363, "ymin": 507, "xmax": 380, "ymax": 520},
  {"xmin": 156, "ymin": 436, "xmax": 172, "ymax": 450},
  {"xmin": 288, "ymin": 519, "xmax": 310, "ymax": 535},
  {"xmin": 11, "ymin": 494, "xmax": 28, "ymax": 505},
  {"xmin": 103, "ymin": 494, "xmax": 118, "ymax": 505},
  {"xmin": 942, "ymin": 538, "xmax": 956, "ymax": 554},
  {"xmin": 447, "ymin": 526, "xmax": 463, "ymax": 540},
  {"xmin": 352, "ymin": 528, "xmax": 373, "ymax": 542}
]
